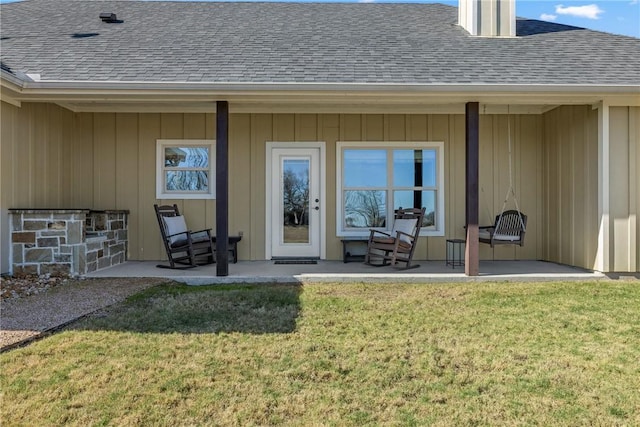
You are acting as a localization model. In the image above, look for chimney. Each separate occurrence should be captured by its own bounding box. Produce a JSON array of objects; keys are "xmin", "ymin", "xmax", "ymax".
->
[{"xmin": 459, "ymin": 0, "xmax": 516, "ymax": 37}]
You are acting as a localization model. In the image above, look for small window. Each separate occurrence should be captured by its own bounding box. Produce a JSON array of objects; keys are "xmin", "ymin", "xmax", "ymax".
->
[
  {"xmin": 156, "ymin": 140, "xmax": 215, "ymax": 199},
  {"xmin": 337, "ymin": 141, "xmax": 445, "ymax": 237}
]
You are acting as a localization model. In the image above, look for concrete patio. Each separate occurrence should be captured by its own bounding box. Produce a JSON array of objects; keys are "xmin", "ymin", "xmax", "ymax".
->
[{"xmin": 86, "ymin": 260, "xmax": 607, "ymax": 285}]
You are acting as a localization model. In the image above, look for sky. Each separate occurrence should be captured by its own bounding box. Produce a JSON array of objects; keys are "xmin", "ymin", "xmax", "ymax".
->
[
  {"xmin": 509, "ymin": 0, "xmax": 639, "ymax": 38},
  {"xmin": 0, "ymin": 0, "xmax": 638, "ymax": 38}
]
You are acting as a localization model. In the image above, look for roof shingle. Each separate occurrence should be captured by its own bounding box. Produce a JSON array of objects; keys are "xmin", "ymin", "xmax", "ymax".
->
[{"xmin": 1, "ymin": 0, "xmax": 639, "ymax": 86}]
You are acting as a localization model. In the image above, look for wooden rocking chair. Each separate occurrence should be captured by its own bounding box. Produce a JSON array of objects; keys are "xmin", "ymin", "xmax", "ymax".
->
[
  {"xmin": 479, "ymin": 210, "xmax": 527, "ymax": 248},
  {"xmin": 154, "ymin": 204, "xmax": 215, "ymax": 269},
  {"xmin": 364, "ymin": 207, "xmax": 425, "ymax": 270}
]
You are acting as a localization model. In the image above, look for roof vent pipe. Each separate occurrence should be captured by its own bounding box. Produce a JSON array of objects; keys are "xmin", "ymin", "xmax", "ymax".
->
[
  {"xmin": 459, "ymin": 0, "xmax": 515, "ymax": 37},
  {"xmin": 100, "ymin": 13, "xmax": 120, "ymax": 23}
]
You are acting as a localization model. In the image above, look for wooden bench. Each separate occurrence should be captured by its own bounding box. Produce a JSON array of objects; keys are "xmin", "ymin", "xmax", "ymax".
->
[{"xmin": 212, "ymin": 235, "xmax": 242, "ymax": 263}]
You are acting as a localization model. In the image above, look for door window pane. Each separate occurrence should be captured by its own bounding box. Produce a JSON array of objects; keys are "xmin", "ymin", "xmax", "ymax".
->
[{"xmin": 282, "ymin": 159, "xmax": 310, "ymax": 244}]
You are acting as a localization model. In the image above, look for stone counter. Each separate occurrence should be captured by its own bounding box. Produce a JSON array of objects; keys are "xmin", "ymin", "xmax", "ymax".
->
[{"xmin": 9, "ymin": 209, "xmax": 129, "ymax": 276}]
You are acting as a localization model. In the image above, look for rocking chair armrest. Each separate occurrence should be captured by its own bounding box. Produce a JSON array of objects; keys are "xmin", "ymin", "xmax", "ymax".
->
[
  {"xmin": 369, "ymin": 229, "xmax": 392, "ymax": 238},
  {"xmin": 190, "ymin": 229, "xmax": 213, "ymax": 243},
  {"xmin": 191, "ymin": 228, "xmax": 212, "ymax": 236},
  {"xmin": 166, "ymin": 230, "xmax": 190, "ymax": 239},
  {"xmin": 167, "ymin": 228, "xmax": 212, "ymax": 238},
  {"xmin": 394, "ymin": 230, "xmax": 415, "ymax": 241}
]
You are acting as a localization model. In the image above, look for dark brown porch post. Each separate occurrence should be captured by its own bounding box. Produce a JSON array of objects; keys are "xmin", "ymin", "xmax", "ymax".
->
[
  {"xmin": 465, "ymin": 102, "xmax": 479, "ymax": 276},
  {"xmin": 216, "ymin": 100, "xmax": 229, "ymax": 276}
]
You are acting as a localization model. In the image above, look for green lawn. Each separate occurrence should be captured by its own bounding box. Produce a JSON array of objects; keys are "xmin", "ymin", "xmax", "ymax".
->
[{"xmin": 1, "ymin": 281, "xmax": 639, "ymax": 426}]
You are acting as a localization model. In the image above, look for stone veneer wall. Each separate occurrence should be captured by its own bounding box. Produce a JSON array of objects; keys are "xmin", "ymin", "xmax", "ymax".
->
[{"xmin": 10, "ymin": 209, "xmax": 129, "ymax": 276}]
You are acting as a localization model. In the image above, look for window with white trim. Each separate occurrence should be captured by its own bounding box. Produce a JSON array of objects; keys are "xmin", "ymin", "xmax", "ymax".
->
[
  {"xmin": 336, "ymin": 141, "xmax": 445, "ymax": 236},
  {"xmin": 156, "ymin": 140, "xmax": 216, "ymax": 199}
]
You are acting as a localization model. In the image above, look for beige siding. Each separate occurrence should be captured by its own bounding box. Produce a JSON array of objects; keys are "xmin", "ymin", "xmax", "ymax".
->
[
  {"xmin": 320, "ymin": 115, "xmax": 340, "ymax": 259},
  {"xmin": 67, "ymin": 112, "xmax": 220, "ymax": 261},
  {"xmin": 0, "ymin": 102, "xmax": 75, "ymax": 273},
  {"xmin": 4, "ymin": 102, "xmax": 637, "ymax": 271},
  {"xmin": 635, "ymin": 108, "xmax": 640, "ymax": 272},
  {"xmin": 543, "ymin": 105, "xmax": 640, "ymax": 273},
  {"xmin": 609, "ymin": 107, "xmax": 640, "ymax": 272},
  {"xmin": 235, "ymin": 112, "xmax": 543, "ymax": 261},
  {"xmin": 634, "ymin": 108, "xmax": 640, "ymax": 272},
  {"xmin": 542, "ymin": 105, "xmax": 599, "ymax": 270},
  {"xmin": 2, "ymin": 105, "xmax": 548, "ymax": 266},
  {"xmin": 477, "ymin": 114, "xmax": 543, "ymax": 261},
  {"xmin": 229, "ymin": 114, "xmax": 252, "ymax": 262}
]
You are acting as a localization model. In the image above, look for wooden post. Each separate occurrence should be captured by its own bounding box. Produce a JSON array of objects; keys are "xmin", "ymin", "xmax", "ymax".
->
[
  {"xmin": 216, "ymin": 101, "xmax": 229, "ymax": 276},
  {"xmin": 465, "ymin": 102, "xmax": 480, "ymax": 276}
]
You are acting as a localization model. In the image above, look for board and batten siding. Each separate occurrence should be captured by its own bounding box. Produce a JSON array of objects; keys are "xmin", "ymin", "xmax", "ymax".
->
[
  {"xmin": 71, "ymin": 112, "xmax": 218, "ymax": 262},
  {"xmin": 542, "ymin": 105, "xmax": 599, "ymax": 271},
  {"xmin": 0, "ymin": 102, "xmax": 75, "ymax": 273},
  {"xmin": 1, "ymin": 104, "xmax": 546, "ymax": 268},
  {"xmin": 609, "ymin": 107, "xmax": 639, "ymax": 272},
  {"xmin": 542, "ymin": 105, "xmax": 640, "ymax": 273}
]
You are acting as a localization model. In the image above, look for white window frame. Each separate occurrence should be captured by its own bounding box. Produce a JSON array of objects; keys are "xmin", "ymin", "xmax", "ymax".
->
[
  {"xmin": 336, "ymin": 141, "xmax": 445, "ymax": 237},
  {"xmin": 156, "ymin": 139, "xmax": 216, "ymax": 199}
]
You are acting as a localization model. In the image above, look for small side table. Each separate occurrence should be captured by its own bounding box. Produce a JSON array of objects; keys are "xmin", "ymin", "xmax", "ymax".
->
[{"xmin": 446, "ymin": 239, "xmax": 465, "ymax": 268}]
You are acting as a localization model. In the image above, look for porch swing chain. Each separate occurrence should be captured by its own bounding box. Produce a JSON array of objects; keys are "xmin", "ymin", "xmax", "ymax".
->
[{"xmin": 496, "ymin": 106, "xmax": 526, "ymax": 232}]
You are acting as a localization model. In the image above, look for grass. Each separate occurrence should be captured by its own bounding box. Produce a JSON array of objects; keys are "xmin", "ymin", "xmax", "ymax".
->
[{"xmin": 1, "ymin": 281, "xmax": 639, "ymax": 426}]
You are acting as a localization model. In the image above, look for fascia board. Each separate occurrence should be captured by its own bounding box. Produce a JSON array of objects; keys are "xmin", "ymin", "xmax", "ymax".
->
[
  {"xmin": 0, "ymin": 69, "xmax": 27, "ymax": 87},
  {"xmin": 9, "ymin": 79, "xmax": 640, "ymax": 94},
  {"xmin": 2, "ymin": 74, "xmax": 639, "ymax": 106}
]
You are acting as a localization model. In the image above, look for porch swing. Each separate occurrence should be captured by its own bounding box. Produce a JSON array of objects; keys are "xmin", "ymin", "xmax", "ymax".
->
[{"xmin": 478, "ymin": 107, "xmax": 527, "ymax": 248}]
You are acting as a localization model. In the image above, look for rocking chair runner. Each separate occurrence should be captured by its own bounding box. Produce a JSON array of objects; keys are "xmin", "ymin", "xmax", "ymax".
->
[
  {"xmin": 154, "ymin": 204, "xmax": 215, "ymax": 269},
  {"xmin": 364, "ymin": 207, "xmax": 425, "ymax": 269}
]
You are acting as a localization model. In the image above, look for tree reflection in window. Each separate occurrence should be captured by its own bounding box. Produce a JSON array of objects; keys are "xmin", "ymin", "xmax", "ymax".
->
[
  {"xmin": 164, "ymin": 147, "xmax": 209, "ymax": 192},
  {"xmin": 339, "ymin": 144, "xmax": 441, "ymax": 234},
  {"xmin": 344, "ymin": 190, "xmax": 386, "ymax": 228},
  {"xmin": 282, "ymin": 161, "xmax": 309, "ymax": 227}
]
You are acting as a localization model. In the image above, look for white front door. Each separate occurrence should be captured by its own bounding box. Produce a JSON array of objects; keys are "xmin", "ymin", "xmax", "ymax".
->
[{"xmin": 268, "ymin": 145, "xmax": 323, "ymax": 258}]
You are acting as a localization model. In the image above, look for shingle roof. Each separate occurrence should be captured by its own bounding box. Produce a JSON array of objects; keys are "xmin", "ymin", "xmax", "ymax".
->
[{"xmin": 1, "ymin": 0, "xmax": 639, "ymax": 86}]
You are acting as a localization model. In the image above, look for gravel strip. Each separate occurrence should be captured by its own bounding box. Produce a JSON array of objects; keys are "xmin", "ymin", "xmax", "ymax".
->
[
  {"xmin": 1, "ymin": 277, "xmax": 170, "ymax": 351},
  {"xmin": 1, "ymin": 275, "xmax": 71, "ymax": 300}
]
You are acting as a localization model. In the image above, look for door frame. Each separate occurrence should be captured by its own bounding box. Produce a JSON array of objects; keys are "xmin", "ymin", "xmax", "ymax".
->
[{"xmin": 265, "ymin": 141, "xmax": 326, "ymax": 260}]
